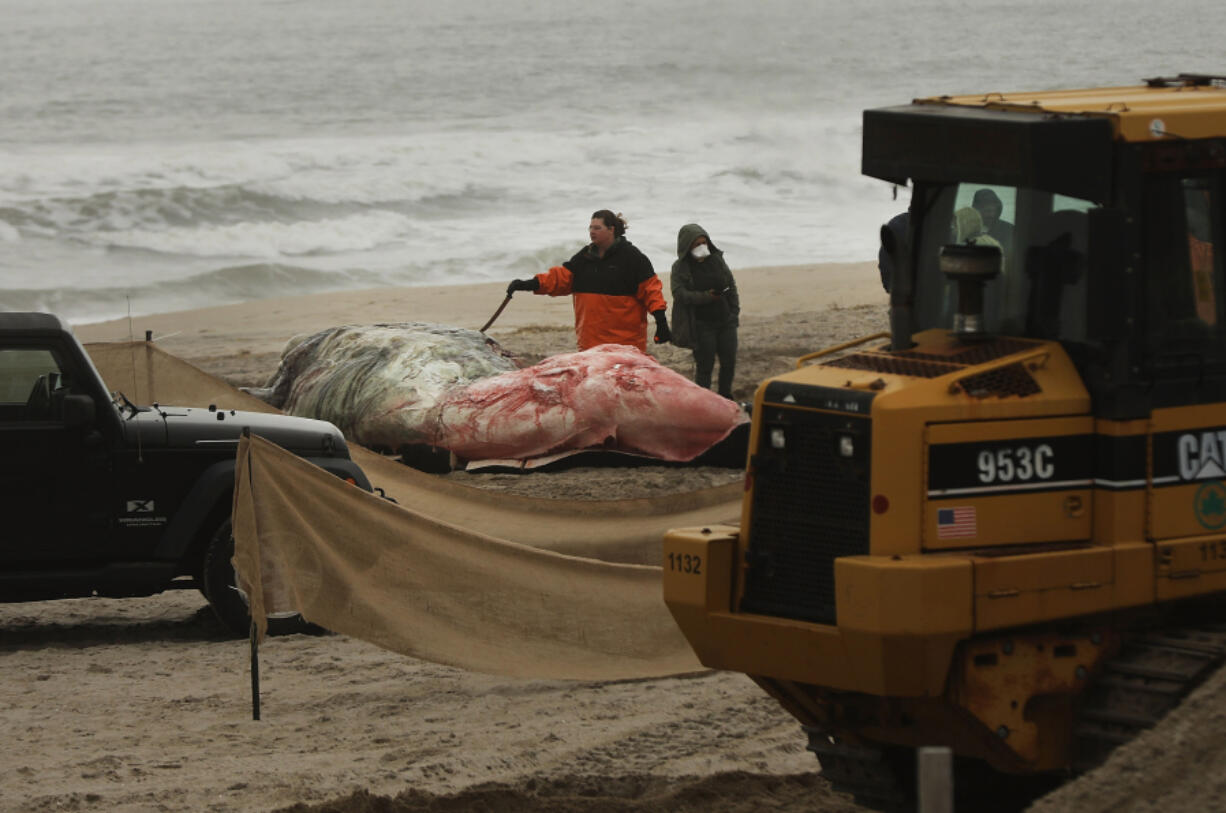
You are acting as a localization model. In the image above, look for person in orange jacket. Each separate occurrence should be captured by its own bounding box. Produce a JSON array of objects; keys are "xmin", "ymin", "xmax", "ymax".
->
[{"xmin": 506, "ymin": 210, "xmax": 670, "ymax": 352}]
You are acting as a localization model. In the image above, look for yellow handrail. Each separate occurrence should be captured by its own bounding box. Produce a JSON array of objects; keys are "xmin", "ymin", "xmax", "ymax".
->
[
  {"xmin": 795, "ymin": 332, "xmax": 891, "ymax": 369},
  {"xmin": 948, "ymin": 347, "xmax": 1052, "ymax": 395}
]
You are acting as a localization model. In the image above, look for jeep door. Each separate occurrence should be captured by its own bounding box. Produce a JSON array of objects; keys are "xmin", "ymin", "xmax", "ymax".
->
[{"xmin": 0, "ymin": 343, "xmax": 112, "ymax": 567}]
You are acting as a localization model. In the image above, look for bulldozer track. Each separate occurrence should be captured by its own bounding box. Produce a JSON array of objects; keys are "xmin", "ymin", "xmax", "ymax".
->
[
  {"xmin": 802, "ymin": 623, "xmax": 1226, "ymax": 811},
  {"xmin": 1073, "ymin": 624, "xmax": 1226, "ymax": 773},
  {"xmin": 803, "ymin": 729, "xmax": 911, "ymax": 811}
]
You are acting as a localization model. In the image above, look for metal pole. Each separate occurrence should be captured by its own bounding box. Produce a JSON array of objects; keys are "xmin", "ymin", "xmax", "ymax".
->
[
  {"xmin": 917, "ymin": 746, "xmax": 952, "ymax": 813},
  {"xmin": 250, "ymin": 620, "xmax": 261, "ymax": 721},
  {"xmin": 244, "ymin": 426, "xmax": 261, "ymax": 722}
]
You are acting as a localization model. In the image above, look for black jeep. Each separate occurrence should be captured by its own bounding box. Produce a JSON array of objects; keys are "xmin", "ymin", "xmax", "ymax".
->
[{"xmin": 0, "ymin": 312, "xmax": 370, "ymax": 635}]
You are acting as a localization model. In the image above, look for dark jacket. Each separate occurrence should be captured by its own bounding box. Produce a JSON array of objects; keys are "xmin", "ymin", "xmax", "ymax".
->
[
  {"xmin": 670, "ymin": 224, "xmax": 739, "ymax": 348},
  {"xmin": 534, "ymin": 236, "xmax": 667, "ymax": 352}
]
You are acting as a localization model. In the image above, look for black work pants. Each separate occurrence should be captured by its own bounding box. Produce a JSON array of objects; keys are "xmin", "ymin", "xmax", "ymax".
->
[{"xmin": 692, "ymin": 320, "xmax": 738, "ymax": 399}]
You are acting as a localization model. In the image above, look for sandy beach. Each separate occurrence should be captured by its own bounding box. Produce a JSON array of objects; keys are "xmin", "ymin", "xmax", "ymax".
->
[
  {"xmin": 76, "ymin": 262, "xmax": 889, "ymax": 501},
  {"xmin": 72, "ymin": 262, "xmax": 887, "ymax": 393},
  {"xmin": 5, "ymin": 262, "xmax": 1221, "ymax": 812}
]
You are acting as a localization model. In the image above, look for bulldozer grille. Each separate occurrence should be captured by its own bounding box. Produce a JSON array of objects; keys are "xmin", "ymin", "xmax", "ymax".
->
[
  {"xmin": 820, "ymin": 337, "xmax": 1042, "ymax": 381},
  {"xmin": 823, "ymin": 352, "xmax": 958, "ymax": 378},
  {"xmin": 741, "ymin": 407, "xmax": 871, "ymax": 625}
]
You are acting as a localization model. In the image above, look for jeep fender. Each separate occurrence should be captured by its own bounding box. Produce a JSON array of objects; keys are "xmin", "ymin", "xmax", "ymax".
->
[{"xmin": 153, "ymin": 455, "xmax": 373, "ymax": 563}]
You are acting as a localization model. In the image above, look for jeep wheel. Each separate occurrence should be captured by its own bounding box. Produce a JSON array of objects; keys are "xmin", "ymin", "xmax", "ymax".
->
[{"xmin": 201, "ymin": 517, "xmax": 321, "ymax": 637}]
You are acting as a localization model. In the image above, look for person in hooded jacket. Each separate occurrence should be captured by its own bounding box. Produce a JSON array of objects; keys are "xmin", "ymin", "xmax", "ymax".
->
[
  {"xmin": 506, "ymin": 210, "xmax": 669, "ymax": 352},
  {"xmin": 670, "ymin": 223, "xmax": 740, "ymax": 399},
  {"xmin": 971, "ymin": 188, "xmax": 1014, "ymax": 255}
]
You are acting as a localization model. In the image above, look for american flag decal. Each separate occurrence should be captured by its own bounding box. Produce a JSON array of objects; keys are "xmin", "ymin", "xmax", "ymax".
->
[{"xmin": 937, "ymin": 506, "xmax": 977, "ymax": 539}]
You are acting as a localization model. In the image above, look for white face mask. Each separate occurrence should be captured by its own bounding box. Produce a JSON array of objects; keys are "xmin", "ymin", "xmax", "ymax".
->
[{"xmin": 690, "ymin": 243, "xmax": 711, "ymax": 260}]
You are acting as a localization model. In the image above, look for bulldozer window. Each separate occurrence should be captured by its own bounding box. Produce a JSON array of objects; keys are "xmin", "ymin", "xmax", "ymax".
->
[
  {"xmin": 911, "ymin": 183, "xmax": 1095, "ymax": 343},
  {"xmin": 1146, "ymin": 173, "xmax": 1224, "ymax": 350},
  {"xmin": 1185, "ymin": 179, "xmax": 1217, "ymax": 326}
]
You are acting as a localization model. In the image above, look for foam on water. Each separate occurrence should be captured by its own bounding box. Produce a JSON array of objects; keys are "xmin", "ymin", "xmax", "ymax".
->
[
  {"xmin": 1, "ymin": 111, "xmax": 892, "ymax": 313},
  {"xmin": 0, "ymin": 263, "xmax": 389, "ymax": 325},
  {"xmin": 94, "ymin": 210, "xmax": 418, "ymax": 259}
]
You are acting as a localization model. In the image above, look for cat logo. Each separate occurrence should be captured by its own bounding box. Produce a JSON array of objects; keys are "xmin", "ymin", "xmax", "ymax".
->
[{"xmin": 1177, "ymin": 431, "xmax": 1226, "ymax": 481}]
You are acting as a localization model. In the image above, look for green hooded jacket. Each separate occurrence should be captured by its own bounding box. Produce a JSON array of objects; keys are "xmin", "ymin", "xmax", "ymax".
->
[{"xmin": 670, "ymin": 224, "xmax": 740, "ymax": 348}]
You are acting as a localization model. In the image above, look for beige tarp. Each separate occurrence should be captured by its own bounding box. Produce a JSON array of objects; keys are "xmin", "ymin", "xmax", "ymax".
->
[
  {"xmin": 86, "ymin": 341, "xmax": 737, "ymax": 679},
  {"xmin": 86, "ymin": 341, "xmax": 281, "ymax": 414},
  {"xmin": 86, "ymin": 341, "xmax": 742, "ymax": 564},
  {"xmin": 233, "ymin": 433, "xmax": 701, "ymax": 679}
]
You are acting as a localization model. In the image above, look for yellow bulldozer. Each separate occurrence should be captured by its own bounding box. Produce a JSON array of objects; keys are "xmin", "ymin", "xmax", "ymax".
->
[{"xmin": 663, "ymin": 73, "xmax": 1226, "ymax": 809}]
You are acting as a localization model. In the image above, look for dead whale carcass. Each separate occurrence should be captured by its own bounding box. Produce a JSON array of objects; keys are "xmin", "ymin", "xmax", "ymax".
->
[
  {"xmin": 245, "ymin": 323, "xmax": 519, "ymax": 450},
  {"xmin": 424, "ymin": 343, "xmax": 748, "ymax": 463}
]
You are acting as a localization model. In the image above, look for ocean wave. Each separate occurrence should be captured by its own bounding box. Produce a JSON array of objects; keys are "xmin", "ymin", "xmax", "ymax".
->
[
  {"xmin": 2, "ymin": 184, "xmax": 333, "ymax": 235},
  {"xmin": 0, "ymin": 114, "xmax": 868, "ymax": 260},
  {"xmin": 1, "ymin": 180, "xmax": 520, "ymax": 262},
  {"xmin": 0, "ymin": 263, "xmax": 388, "ymax": 324},
  {"xmin": 0, "ymin": 138, "xmax": 531, "ymax": 247},
  {"xmin": 714, "ymin": 165, "xmax": 816, "ymax": 186},
  {"xmin": 92, "ymin": 209, "xmax": 417, "ymax": 258},
  {"xmin": 0, "ymin": 112, "xmax": 896, "ymax": 324},
  {"xmin": 500, "ymin": 242, "xmax": 589, "ymax": 275},
  {"xmin": 0, "ymin": 132, "xmax": 567, "ymax": 226}
]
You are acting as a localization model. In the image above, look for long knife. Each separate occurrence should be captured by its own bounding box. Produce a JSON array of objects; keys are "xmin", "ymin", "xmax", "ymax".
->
[{"xmin": 479, "ymin": 294, "xmax": 514, "ymax": 333}]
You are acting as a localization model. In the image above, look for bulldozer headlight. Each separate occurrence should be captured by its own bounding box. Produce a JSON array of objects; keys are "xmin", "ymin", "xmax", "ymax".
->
[{"xmin": 839, "ymin": 435, "xmax": 855, "ymax": 457}]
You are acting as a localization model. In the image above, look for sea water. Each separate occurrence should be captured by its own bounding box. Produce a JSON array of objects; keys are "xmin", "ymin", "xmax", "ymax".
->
[{"xmin": 0, "ymin": 0, "xmax": 1220, "ymax": 323}]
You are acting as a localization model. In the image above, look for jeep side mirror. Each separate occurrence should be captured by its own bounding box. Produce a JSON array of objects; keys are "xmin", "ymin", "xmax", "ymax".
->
[{"xmin": 62, "ymin": 393, "xmax": 96, "ymax": 429}]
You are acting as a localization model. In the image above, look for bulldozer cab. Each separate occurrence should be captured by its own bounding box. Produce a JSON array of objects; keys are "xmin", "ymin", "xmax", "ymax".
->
[
  {"xmin": 900, "ymin": 176, "xmax": 1221, "ymax": 349},
  {"xmin": 871, "ymin": 82, "xmax": 1226, "ymax": 420}
]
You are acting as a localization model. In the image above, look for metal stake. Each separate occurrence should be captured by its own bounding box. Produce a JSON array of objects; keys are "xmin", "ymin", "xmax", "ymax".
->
[
  {"xmin": 250, "ymin": 620, "xmax": 261, "ymax": 721},
  {"xmin": 918, "ymin": 746, "xmax": 952, "ymax": 813}
]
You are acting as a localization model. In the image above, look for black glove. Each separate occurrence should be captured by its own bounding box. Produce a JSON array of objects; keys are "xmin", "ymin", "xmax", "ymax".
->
[
  {"xmin": 506, "ymin": 278, "xmax": 539, "ymax": 295},
  {"xmin": 652, "ymin": 310, "xmax": 671, "ymax": 344}
]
